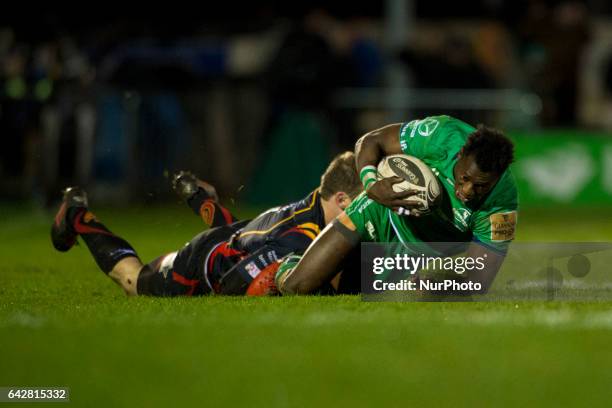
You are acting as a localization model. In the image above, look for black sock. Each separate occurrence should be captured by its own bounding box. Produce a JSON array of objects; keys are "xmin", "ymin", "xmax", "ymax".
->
[
  {"xmin": 187, "ymin": 189, "xmax": 236, "ymax": 228},
  {"xmin": 136, "ymin": 265, "xmax": 167, "ymax": 296},
  {"xmin": 68, "ymin": 208, "xmax": 139, "ymax": 274}
]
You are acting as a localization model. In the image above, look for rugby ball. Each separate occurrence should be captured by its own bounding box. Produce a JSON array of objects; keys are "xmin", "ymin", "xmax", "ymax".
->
[{"xmin": 377, "ymin": 154, "xmax": 442, "ymax": 214}]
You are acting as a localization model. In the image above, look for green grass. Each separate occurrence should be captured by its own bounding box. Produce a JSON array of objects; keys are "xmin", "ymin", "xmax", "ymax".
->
[{"xmin": 1, "ymin": 204, "xmax": 612, "ymax": 407}]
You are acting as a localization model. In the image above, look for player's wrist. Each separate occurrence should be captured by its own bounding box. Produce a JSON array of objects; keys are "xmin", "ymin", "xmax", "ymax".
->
[
  {"xmin": 275, "ymin": 254, "xmax": 301, "ymax": 294},
  {"xmin": 360, "ymin": 165, "xmax": 377, "ymax": 189}
]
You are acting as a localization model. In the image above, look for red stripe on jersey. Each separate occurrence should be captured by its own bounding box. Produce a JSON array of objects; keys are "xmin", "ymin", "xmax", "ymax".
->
[
  {"xmin": 172, "ymin": 271, "xmax": 199, "ymax": 296},
  {"xmin": 207, "ymin": 242, "xmax": 244, "ymax": 273}
]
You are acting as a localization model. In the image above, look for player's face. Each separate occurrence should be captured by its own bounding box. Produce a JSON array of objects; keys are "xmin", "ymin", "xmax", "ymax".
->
[{"xmin": 453, "ymin": 154, "xmax": 499, "ymax": 204}]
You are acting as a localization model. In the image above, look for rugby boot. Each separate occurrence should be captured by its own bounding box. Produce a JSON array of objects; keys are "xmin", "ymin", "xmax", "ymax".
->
[
  {"xmin": 51, "ymin": 186, "xmax": 88, "ymax": 252},
  {"xmin": 172, "ymin": 171, "xmax": 219, "ymax": 214}
]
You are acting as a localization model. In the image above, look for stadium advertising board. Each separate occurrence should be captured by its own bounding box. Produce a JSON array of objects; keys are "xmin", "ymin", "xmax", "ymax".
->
[{"xmin": 511, "ymin": 132, "xmax": 612, "ymax": 205}]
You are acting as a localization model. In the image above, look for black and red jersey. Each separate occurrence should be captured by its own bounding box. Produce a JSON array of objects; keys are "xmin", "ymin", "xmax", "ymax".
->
[
  {"xmin": 231, "ymin": 189, "xmax": 325, "ymax": 255},
  {"xmin": 202, "ymin": 189, "xmax": 326, "ymax": 294}
]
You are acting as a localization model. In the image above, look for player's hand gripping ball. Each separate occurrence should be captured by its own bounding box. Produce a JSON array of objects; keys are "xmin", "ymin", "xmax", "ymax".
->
[{"xmin": 376, "ymin": 154, "xmax": 442, "ymax": 216}]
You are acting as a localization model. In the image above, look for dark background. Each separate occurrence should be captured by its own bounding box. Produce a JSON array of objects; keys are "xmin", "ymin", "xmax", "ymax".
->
[{"xmin": 1, "ymin": 0, "xmax": 610, "ymax": 207}]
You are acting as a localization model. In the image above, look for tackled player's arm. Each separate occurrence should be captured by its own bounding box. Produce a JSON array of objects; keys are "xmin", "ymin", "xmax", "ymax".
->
[
  {"xmin": 278, "ymin": 216, "xmax": 360, "ymax": 295},
  {"xmin": 465, "ymin": 241, "xmax": 506, "ymax": 294}
]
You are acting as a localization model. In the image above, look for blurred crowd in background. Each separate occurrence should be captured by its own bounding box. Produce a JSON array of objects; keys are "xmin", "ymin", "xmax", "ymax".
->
[{"xmin": 1, "ymin": 0, "xmax": 612, "ymax": 206}]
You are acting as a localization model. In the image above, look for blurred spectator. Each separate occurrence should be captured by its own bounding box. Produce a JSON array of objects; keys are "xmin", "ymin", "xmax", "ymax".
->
[
  {"xmin": 249, "ymin": 10, "xmax": 346, "ymax": 204},
  {"xmin": 266, "ymin": 11, "xmax": 348, "ymax": 110},
  {"xmin": 473, "ymin": 22, "xmax": 521, "ymax": 87},
  {"xmin": 400, "ymin": 33, "xmax": 496, "ymax": 90},
  {"xmin": 399, "ymin": 31, "xmax": 496, "ymax": 124},
  {"xmin": 519, "ymin": 0, "xmax": 591, "ymax": 126},
  {"xmin": 0, "ymin": 37, "xmax": 45, "ymax": 199},
  {"xmin": 0, "ymin": 4, "xmax": 608, "ymax": 207},
  {"xmin": 580, "ymin": 18, "xmax": 612, "ymax": 129}
]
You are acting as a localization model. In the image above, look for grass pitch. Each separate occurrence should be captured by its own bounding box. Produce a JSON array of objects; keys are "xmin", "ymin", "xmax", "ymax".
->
[{"xmin": 1, "ymin": 203, "xmax": 612, "ymax": 407}]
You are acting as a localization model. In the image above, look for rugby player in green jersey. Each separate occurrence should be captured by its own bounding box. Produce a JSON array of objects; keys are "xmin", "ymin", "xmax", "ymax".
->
[{"xmin": 276, "ymin": 115, "xmax": 517, "ymax": 295}]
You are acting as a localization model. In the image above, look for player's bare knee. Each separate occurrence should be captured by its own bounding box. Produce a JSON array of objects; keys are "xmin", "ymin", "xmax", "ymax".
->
[
  {"xmin": 109, "ymin": 270, "xmax": 138, "ymax": 296},
  {"xmin": 109, "ymin": 257, "xmax": 142, "ymax": 296}
]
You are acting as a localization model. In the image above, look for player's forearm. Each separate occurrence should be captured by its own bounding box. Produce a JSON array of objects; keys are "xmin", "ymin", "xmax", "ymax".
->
[
  {"xmin": 279, "ymin": 225, "xmax": 356, "ymax": 295},
  {"xmin": 355, "ymin": 132, "xmax": 384, "ymax": 171},
  {"xmin": 355, "ymin": 124, "xmax": 402, "ymax": 170},
  {"xmin": 280, "ymin": 272, "xmax": 323, "ymax": 295},
  {"xmin": 355, "ymin": 125, "xmax": 403, "ymax": 190},
  {"xmin": 280, "ymin": 251, "xmax": 339, "ymax": 295}
]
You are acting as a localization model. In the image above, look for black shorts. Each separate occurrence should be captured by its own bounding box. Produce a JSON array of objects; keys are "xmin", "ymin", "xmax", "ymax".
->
[{"xmin": 137, "ymin": 221, "xmax": 248, "ymax": 297}]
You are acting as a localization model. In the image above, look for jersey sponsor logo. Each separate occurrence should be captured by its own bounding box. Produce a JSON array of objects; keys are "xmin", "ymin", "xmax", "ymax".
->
[
  {"xmin": 267, "ymin": 251, "xmax": 278, "ymax": 262},
  {"xmin": 366, "ymin": 221, "xmax": 376, "ymax": 240},
  {"xmin": 245, "ymin": 262, "xmax": 261, "ymax": 278},
  {"xmin": 490, "ymin": 211, "xmax": 517, "ymax": 241},
  {"xmin": 348, "ymin": 197, "xmax": 374, "ymax": 215},
  {"xmin": 453, "ymin": 208, "xmax": 472, "ymax": 230},
  {"xmin": 358, "ymin": 199, "xmax": 373, "ymax": 213},
  {"xmin": 417, "ymin": 118, "xmax": 439, "ymax": 137},
  {"xmin": 258, "ymin": 254, "xmax": 269, "ymax": 267}
]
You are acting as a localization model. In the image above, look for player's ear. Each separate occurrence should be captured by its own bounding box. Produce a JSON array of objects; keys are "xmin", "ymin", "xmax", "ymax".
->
[
  {"xmin": 457, "ymin": 147, "xmax": 464, "ymax": 159},
  {"xmin": 335, "ymin": 192, "xmax": 351, "ymax": 210}
]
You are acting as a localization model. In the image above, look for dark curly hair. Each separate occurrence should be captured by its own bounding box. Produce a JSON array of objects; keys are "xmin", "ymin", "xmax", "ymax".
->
[{"xmin": 462, "ymin": 125, "xmax": 514, "ymax": 175}]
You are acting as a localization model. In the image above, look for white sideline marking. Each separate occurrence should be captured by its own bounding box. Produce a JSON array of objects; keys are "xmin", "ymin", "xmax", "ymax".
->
[
  {"xmin": 0, "ymin": 312, "xmax": 46, "ymax": 328},
  {"xmin": 468, "ymin": 310, "xmax": 612, "ymax": 330}
]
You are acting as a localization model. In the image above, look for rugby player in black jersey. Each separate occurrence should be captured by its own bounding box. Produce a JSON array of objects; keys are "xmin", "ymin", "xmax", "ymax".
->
[{"xmin": 50, "ymin": 152, "xmax": 362, "ymax": 296}]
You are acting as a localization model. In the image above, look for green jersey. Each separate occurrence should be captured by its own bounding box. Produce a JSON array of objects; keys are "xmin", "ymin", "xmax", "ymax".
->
[{"xmin": 346, "ymin": 115, "xmax": 518, "ymax": 253}]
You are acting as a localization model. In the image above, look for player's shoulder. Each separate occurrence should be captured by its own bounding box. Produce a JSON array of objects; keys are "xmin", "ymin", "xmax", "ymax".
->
[
  {"xmin": 345, "ymin": 191, "xmax": 384, "ymax": 218},
  {"xmin": 400, "ymin": 115, "xmax": 473, "ymax": 137},
  {"xmin": 294, "ymin": 189, "xmax": 319, "ymax": 210},
  {"xmin": 479, "ymin": 168, "xmax": 519, "ymax": 214},
  {"xmin": 289, "ymin": 189, "xmax": 324, "ymax": 224},
  {"xmin": 469, "ymin": 170, "xmax": 518, "ymax": 246},
  {"xmin": 246, "ymin": 190, "xmax": 316, "ymax": 228}
]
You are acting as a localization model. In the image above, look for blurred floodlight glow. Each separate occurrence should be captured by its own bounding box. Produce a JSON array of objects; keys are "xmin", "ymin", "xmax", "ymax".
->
[{"xmin": 519, "ymin": 93, "xmax": 543, "ymax": 116}]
